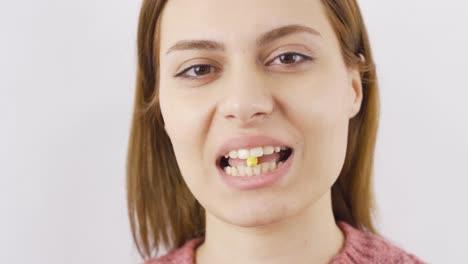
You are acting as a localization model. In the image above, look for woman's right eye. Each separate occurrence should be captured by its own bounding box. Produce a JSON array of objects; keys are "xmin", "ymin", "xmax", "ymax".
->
[{"xmin": 174, "ymin": 64, "xmax": 217, "ymax": 79}]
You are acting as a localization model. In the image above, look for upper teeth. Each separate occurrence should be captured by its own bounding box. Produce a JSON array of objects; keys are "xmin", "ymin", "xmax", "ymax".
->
[{"xmin": 225, "ymin": 146, "xmax": 286, "ymax": 159}]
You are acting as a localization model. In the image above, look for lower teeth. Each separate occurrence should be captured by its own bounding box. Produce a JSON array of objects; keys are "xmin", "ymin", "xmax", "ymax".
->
[{"xmin": 224, "ymin": 161, "xmax": 284, "ymax": 177}]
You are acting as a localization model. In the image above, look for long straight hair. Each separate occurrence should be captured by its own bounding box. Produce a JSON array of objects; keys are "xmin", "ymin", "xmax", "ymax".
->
[{"xmin": 127, "ymin": 0, "xmax": 380, "ymax": 260}]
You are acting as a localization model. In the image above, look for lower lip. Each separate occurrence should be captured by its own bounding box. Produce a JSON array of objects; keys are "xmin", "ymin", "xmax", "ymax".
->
[{"xmin": 218, "ymin": 152, "xmax": 294, "ymax": 190}]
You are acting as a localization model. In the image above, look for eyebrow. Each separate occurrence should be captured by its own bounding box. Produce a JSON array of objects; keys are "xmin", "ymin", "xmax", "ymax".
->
[{"xmin": 165, "ymin": 24, "xmax": 321, "ymax": 55}]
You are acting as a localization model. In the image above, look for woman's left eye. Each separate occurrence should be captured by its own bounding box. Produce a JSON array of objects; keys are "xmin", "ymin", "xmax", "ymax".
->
[{"xmin": 267, "ymin": 52, "xmax": 314, "ymax": 66}]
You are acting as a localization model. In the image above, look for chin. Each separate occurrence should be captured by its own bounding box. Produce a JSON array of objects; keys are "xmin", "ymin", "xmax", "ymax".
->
[{"xmin": 214, "ymin": 200, "xmax": 296, "ymax": 228}]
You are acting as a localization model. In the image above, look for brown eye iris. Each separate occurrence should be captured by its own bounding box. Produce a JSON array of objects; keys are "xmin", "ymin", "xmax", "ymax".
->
[
  {"xmin": 194, "ymin": 65, "xmax": 211, "ymax": 76},
  {"xmin": 279, "ymin": 54, "xmax": 298, "ymax": 64}
]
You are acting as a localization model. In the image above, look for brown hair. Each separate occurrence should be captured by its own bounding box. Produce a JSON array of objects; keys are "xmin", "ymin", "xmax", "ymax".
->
[{"xmin": 127, "ymin": 0, "xmax": 380, "ymax": 260}]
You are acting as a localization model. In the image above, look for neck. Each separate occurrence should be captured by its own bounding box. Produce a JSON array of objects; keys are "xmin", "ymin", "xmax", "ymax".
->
[{"xmin": 195, "ymin": 190, "xmax": 345, "ymax": 264}]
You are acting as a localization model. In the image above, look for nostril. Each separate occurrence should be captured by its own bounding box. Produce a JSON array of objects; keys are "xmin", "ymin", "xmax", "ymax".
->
[
  {"xmin": 225, "ymin": 114, "xmax": 236, "ymax": 120},
  {"xmin": 252, "ymin": 112, "xmax": 266, "ymax": 119}
]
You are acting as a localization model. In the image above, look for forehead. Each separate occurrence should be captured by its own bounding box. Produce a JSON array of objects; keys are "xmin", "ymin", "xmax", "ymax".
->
[{"xmin": 159, "ymin": 0, "xmax": 332, "ymax": 50}]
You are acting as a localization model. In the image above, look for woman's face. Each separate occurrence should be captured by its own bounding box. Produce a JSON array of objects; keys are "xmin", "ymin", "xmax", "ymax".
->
[{"xmin": 158, "ymin": 0, "xmax": 362, "ymax": 227}]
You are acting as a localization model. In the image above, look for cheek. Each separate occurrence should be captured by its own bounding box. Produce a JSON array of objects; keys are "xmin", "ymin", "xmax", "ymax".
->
[
  {"xmin": 160, "ymin": 79, "xmax": 207, "ymax": 139},
  {"xmin": 280, "ymin": 70, "xmax": 349, "ymax": 131},
  {"xmin": 159, "ymin": 78, "xmax": 216, "ymax": 178},
  {"xmin": 280, "ymin": 71, "xmax": 350, "ymax": 181}
]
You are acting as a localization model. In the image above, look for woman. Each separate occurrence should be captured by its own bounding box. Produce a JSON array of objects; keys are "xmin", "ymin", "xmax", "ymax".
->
[{"xmin": 127, "ymin": 0, "xmax": 426, "ymax": 263}]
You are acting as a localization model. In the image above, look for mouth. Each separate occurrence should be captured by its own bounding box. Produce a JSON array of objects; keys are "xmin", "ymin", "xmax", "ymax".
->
[{"xmin": 217, "ymin": 146, "xmax": 294, "ymax": 177}]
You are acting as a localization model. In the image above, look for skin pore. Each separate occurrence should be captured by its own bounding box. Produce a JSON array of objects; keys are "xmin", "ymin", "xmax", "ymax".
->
[{"xmin": 158, "ymin": 0, "xmax": 363, "ymax": 263}]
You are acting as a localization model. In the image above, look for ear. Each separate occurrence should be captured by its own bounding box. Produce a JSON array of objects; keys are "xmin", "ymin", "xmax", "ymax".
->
[{"xmin": 348, "ymin": 66, "xmax": 363, "ymax": 119}]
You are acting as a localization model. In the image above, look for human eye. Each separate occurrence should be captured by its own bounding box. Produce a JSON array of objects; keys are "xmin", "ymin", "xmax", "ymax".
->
[
  {"xmin": 173, "ymin": 64, "xmax": 220, "ymax": 80},
  {"xmin": 266, "ymin": 52, "xmax": 315, "ymax": 67}
]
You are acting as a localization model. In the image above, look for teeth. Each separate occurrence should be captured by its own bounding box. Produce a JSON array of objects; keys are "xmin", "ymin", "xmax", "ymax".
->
[
  {"xmin": 249, "ymin": 147, "xmax": 263, "ymax": 157},
  {"xmin": 253, "ymin": 165, "xmax": 261, "ymax": 175},
  {"xmin": 238, "ymin": 166, "xmax": 245, "ymax": 176},
  {"xmin": 224, "ymin": 146, "xmax": 287, "ymax": 160},
  {"xmin": 225, "ymin": 161, "xmax": 283, "ymax": 177},
  {"xmin": 245, "ymin": 167, "xmax": 253, "ymax": 176},
  {"xmin": 231, "ymin": 167, "xmax": 238, "ymax": 176},
  {"xmin": 263, "ymin": 146, "xmax": 274, "ymax": 155},
  {"xmin": 269, "ymin": 161, "xmax": 276, "ymax": 171},
  {"xmin": 237, "ymin": 149, "xmax": 250, "ymax": 159},
  {"xmin": 229, "ymin": 150, "xmax": 238, "ymax": 159}
]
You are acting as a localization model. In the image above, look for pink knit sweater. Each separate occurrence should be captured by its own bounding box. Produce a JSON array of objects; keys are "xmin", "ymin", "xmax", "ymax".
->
[{"xmin": 145, "ymin": 221, "xmax": 426, "ymax": 264}]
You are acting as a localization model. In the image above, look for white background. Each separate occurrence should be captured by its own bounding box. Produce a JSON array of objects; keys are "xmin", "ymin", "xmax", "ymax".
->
[{"xmin": 1, "ymin": 0, "xmax": 467, "ymax": 263}]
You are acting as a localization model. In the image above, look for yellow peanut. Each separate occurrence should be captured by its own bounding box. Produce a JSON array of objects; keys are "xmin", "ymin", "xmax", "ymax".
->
[{"xmin": 246, "ymin": 157, "xmax": 258, "ymax": 167}]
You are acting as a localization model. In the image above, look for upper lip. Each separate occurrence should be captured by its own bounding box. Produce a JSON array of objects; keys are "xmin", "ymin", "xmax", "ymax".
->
[{"xmin": 215, "ymin": 135, "xmax": 293, "ymax": 163}]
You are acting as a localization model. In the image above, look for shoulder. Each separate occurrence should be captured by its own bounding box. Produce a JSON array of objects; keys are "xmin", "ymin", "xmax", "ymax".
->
[
  {"xmin": 144, "ymin": 237, "xmax": 204, "ymax": 264},
  {"xmin": 331, "ymin": 221, "xmax": 427, "ymax": 264}
]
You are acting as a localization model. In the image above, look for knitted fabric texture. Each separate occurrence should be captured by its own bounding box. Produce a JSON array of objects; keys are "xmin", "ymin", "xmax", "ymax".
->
[{"xmin": 145, "ymin": 221, "xmax": 426, "ymax": 264}]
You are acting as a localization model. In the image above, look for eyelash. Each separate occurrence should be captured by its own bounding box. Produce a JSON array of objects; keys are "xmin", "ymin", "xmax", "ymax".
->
[{"xmin": 173, "ymin": 52, "xmax": 314, "ymax": 80}]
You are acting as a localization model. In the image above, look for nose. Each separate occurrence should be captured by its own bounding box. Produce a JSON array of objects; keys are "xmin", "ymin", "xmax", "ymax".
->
[{"xmin": 217, "ymin": 64, "xmax": 274, "ymax": 126}]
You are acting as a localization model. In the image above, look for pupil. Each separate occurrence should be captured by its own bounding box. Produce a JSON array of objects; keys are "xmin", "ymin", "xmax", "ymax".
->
[
  {"xmin": 194, "ymin": 65, "xmax": 210, "ymax": 75},
  {"xmin": 280, "ymin": 54, "xmax": 296, "ymax": 64}
]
